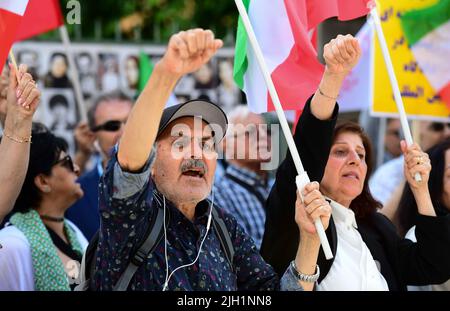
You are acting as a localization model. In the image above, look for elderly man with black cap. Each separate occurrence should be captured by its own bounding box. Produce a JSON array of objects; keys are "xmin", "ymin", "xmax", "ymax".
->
[{"xmin": 91, "ymin": 29, "xmax": 329, "ymax": 291}]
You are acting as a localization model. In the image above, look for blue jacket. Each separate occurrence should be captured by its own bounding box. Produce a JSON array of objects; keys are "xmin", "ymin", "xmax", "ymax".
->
[{"xmin": 66, "ymin": 165, "xmax": 101, "ymax": 241}]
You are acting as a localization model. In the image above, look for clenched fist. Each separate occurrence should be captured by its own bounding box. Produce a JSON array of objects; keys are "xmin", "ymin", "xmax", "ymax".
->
[
  {"xmin": 323, "ymin": 34, "xmax": 361, "ymax": 77},
  {"xmin": 158, "ymin": 28, "xmax": 223, "ymax": 77}
]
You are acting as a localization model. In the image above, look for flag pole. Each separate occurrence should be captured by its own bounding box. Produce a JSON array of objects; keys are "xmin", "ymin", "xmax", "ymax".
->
[
  {"xmin": 58, "ymin": 25, "xmax": 87, "ymax": 122},
  {"xmin": 8, "ymin": 49, "xmax": 21, "ymax": 85},
  {"xmin": 369, "ymin": 6, "xmax": 421, "ymax": 182},
  {"xmin": 234, "ymin": 0, "xmax": 333, "ymax": 259}
]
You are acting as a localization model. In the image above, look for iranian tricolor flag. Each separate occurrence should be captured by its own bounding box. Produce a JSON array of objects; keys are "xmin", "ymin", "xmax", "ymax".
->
[
  {"xmin": 401, "ymin": 0, "xmax": 450, "ymax": 110},
  {"xmin": 233, "ymin": 0, "xmax": 371, "ymax": 113},
  {"xmin": 15, "ymin": 0, "xmax": 64, "ymax": 41},
  {"xmin": 0, "ymin": 0, "xmax": 29, "ymax": 63}
]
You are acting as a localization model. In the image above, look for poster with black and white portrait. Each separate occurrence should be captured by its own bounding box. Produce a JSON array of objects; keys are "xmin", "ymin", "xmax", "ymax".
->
[
  {"xmin": 37, "ymin": 89, "xmax": 78, "ymax": 155},
  {"xmin": 75, "ymin": 52, "xmax": 97, "ymax": 98}
]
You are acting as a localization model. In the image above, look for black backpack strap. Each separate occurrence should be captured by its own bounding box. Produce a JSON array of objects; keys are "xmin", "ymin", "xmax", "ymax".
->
[
  {"xmin": 112, "ymin": 206, "xmax": 165, "ymax": 291},
  {"xmin": 211, "ymin": 206, "xmax": 235, "ymax": 272},
  {"xmin": 87, "ymin": 231, "xmax": 100, "ymax": 286},
  {"xmin": 74, "ymin": 231, "xmax": 100, "ymax": 291}
]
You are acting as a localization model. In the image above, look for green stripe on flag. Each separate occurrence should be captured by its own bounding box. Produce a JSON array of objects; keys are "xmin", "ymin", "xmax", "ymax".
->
[
  {"xmin": 138, "ymin": 51, "xmax": 154, "ymax": 93},
  {"xmin": 233, "ymin": 0, "xmax": 251, "ymax": 90},
  {"xmin": 401, "ymin": 0, "xmax": 450, "ymax": 46}
]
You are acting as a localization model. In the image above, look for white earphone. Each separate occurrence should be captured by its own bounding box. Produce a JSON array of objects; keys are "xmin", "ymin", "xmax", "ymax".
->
[
  {"xmin": 93, "ymin": 139, "xmax": 106, "ymax": 158},
  {"xmin": 162, "ymin": 189, "xmax": 214, "ymax": 291}
]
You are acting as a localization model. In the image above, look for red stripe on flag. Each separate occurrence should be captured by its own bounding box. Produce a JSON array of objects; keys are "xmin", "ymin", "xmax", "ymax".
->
[
  {"xmin": 267, "ymin": 0, "xmax": 324, "ymax": 112},
  {"xmin": 0, "ymin": 8, "xmax": 23, "ymax": 64},
  {"xmin": 15, "ymin": 0, "xmax": 63, "ymax": 41},
  {"xmin": 306, "ymin": 0, "xmax": 370, "ymax": 30},
  {"xmin": 266, "ymin": 0, "xmax": 370, "ymax": 112},
  {"xmin": 439, "ymin": 84, "xmax": 450, "ymax": 112},
  {"xmin": 310, "ymin": 28, "xmax": 318, "ymax": 50}
]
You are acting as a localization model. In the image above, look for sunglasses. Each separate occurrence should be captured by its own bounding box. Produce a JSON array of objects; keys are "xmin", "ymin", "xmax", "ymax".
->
[
  {"xmin": 233, "ymin": 126, "xmax": 272, "ymax": 138},
  {"xmin": 387, "ymin": 129, "xmax": 400, "ymax": 138},
  {"xmin": 53, "ymin": 155, "xmax": 75, "ymax": 172},
  {"xmin": 429, "ymin": 122, "xmax": 450, "ymax": 132},
  {"xmin": 92, "ymin": 120, "xmax": 125, "ymax": 132}
]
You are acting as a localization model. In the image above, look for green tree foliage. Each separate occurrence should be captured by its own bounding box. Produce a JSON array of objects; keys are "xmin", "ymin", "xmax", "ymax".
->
[{"xmin": 57, "ymin": 0, "xmax": 237, "ymax": 43}]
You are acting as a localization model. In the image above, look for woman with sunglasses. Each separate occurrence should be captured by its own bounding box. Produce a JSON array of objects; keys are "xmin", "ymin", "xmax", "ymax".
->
[{"xmin": 0, "ymin": 129, "xmax": 88, "ymax": 290}]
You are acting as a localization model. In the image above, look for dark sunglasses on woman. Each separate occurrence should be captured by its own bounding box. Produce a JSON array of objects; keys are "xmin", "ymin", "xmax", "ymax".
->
[
  {"xmin": 91, "ymin": 120, "xmax": 125, "ymax": 132},
  {"xmin": 53, "ymin": 155, "xmax": 75, "ymax": 172}
]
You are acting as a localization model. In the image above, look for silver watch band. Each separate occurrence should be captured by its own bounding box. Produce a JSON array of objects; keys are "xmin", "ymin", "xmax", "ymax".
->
[{"xmin": 290, "ymin": 261, "xmax": 320, "ymax": 283}]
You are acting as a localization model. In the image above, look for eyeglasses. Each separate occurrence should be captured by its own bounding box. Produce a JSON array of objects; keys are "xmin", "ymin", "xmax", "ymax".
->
[
  {"xmin": 386, "ymin": 129, "xmax": 400, "ymax": 138},
  {"xmin": 429, "ymin": 122, "xmax": 450, "ymax": 132},
  {"xmin": 92, "ymin": 120, "xmax": 125, "ymax": 132},
  {"xmin": 53, "ymin": 155, "xmax": 74, "ymax": 172},
  {"xmin": 172, "ymin": 136, "xmax": 216, "ymax": 153},
  {"xmin": 233, "ymin": 126, "xmax": 272, "ymax": 138}
]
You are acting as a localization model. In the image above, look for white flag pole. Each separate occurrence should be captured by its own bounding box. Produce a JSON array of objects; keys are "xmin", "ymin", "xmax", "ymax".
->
[
  {"xmin": 59, "ymin": 25, "xmax": 87, "ymax": 122},
  {"xmin": 234, "ymin": 0, "xmax": 333, "ymax": 259},
  {"xmin": 8, "ymin": 49, "xmax": 21, "ymax": 85},
  {"xmin": 370, "ymin": 7, "xmax": 421, "ymax": 182}
]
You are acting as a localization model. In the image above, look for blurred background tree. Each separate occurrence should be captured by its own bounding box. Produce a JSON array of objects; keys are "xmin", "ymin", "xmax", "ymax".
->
[
  {"xmin": 36, "ymin": 0, "xmax": 362, "ymax": 51},
  {"xmin": 50, "ymin": 0, "xmax": 238, "ymax": 44}
]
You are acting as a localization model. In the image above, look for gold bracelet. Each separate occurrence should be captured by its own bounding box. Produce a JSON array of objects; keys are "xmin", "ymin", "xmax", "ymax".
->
[
  {"xmin": 318, "ymin": 87, "xmax": 338, "ymax": 100},
  {"xmin": 3, "ymin": 132, "xmax": 32, "ymax": 143}
]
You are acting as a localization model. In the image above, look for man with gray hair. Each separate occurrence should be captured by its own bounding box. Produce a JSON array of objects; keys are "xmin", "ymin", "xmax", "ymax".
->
[
  {"xmin": 67, "ymin": 91, "xmax": 133, "ymax": 240},
  {"xmin": 214, "ymin": 105, "xmax": 273, "ymax": 249},
  {"xmin": 91, "ymin": 29, "xmax": 320, "ymax": 291}
]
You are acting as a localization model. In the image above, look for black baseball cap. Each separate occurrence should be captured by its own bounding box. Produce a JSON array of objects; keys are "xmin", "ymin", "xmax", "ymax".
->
[{"xmin": 156, "ymin": 99, "xmax": 228, "ymax": 143}]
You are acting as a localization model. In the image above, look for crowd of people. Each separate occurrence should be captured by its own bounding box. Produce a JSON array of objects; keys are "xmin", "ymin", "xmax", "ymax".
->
[{"xmin": 0, "ymin": 28, "xmax": 449, "ymax": 291}]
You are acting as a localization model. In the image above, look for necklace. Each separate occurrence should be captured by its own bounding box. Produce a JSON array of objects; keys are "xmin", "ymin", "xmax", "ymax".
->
[{"xmin": 40, "ymin": 214, "xmax": 64, "ymax": 223}]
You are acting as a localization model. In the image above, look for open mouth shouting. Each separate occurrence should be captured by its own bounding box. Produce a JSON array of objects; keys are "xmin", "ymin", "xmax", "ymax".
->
[
  {"xmin": 342, "ymin": 171, "xmax": 360, "ymax": 181},
  {"xmin": 181, "ymin": 167, "xmax": 205, "ymax": 179},
  {"xmin": 180, "ymin": 159, "xmax": 207, "ymax": 181}
]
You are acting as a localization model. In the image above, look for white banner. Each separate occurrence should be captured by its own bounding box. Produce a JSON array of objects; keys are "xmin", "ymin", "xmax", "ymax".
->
[{"xmin": 338, "ymin": 22, "xmax": 374, "ymax": 113}]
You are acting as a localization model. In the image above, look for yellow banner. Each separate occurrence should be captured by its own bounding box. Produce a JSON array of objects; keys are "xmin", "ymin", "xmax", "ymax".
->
[{"xmin": 372, "ymin": 0, "xmax": 450, "ymax": 121}]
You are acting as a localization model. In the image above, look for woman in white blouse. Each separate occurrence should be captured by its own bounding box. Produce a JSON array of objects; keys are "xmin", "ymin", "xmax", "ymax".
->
[
  {"xmin": 295, "ymin": 122, "xmax": 450, "ymax": 291},
  {"xmin": 261, "ymin": 34, "xmax": 450, "ymax": 291}
]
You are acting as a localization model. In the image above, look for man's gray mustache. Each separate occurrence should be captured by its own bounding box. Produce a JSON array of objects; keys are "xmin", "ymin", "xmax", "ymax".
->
[{"xmin": 180, "ymin": 159, "xmax": 207, "ymax": 175}]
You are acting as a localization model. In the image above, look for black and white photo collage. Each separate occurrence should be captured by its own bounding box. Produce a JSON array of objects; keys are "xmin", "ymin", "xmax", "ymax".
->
[{"xmin": 13, "ymin": 42, "xmax": 242, "ymax": 155}]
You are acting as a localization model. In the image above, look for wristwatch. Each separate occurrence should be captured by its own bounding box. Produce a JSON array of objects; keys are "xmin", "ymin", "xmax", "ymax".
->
[{"xmin": 290, "ymin": 261, "xmax": 320, "ymax": 283}]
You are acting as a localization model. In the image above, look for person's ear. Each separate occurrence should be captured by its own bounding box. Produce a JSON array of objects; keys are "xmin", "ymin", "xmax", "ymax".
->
[
  {"xmin": 34, "ymin": 174, "xmax": 51, "ymax": 193},
  {"xmin": 151, "ymin": 166, "xmax": 155, "ymax": 178}
]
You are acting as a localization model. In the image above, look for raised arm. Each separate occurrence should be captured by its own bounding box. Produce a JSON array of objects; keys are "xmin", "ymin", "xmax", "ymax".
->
[
  {"xmin": 261, "ymin": 34, "xmax": 361, "ymax": 274},
  {"xmin": 310, "ymin": 34, "xmax": 361, "ymax": 120},
  {"xmin": 0, "ymin": 64, "xmax": 40, "ymax": 221},
  {"xmin": 118, "ymin": 29, "xmax": 223, "ymax": 172}
]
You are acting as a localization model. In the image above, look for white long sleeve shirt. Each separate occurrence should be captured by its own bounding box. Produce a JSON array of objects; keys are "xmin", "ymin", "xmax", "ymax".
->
[{"xmin": 316, "ymin": 200, "xmax": 389, "ymax": 291}]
